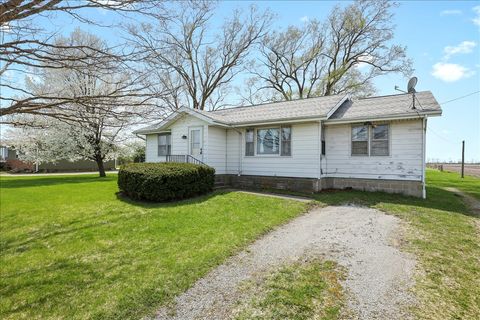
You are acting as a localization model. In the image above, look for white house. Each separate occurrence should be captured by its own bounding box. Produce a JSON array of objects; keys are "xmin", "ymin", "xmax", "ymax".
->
[{"xmin": 134, "ymin": 91, "xmax": 442, "ymax": 198}]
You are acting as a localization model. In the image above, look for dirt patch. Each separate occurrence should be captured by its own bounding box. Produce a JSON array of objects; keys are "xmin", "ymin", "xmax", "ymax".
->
[{"xmin": 154, "ymin": 206, "xmax": 416, "ymax": 320}]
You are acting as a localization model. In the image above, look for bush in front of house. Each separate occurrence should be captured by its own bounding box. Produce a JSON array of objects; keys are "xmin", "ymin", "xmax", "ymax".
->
[{"xmin": 118, "ymin": 162, "xmax": 215, "ymax": 202}]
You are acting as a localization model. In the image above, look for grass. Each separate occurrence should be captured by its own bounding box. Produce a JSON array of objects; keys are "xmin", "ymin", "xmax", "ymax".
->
[
  {"xmin": 310, "ymin": 169, "xmax": 480, "ymax": 320},
  {"xmin": 233, "ymin": 260, "xmax": 344, "ymax": 320},
  {"xmin": 1, "ymin": 170, "xmax": 479, "ymax": 320},
  {"xmin": 426, "ymin": 169, "xmax": 480, "ymax": 200},
  {"xmin": 0, "ymin": 174, "xmax": 308, "ymax": 320}
]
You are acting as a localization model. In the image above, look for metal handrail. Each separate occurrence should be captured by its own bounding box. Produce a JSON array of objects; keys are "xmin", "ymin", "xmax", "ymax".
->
[{"xmin": 165, "ymin": 154, "xmax": 207, "ymax": 166}]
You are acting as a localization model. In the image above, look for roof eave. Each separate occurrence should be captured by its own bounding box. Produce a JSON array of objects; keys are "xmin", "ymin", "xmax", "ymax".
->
[
  {"xmin": 230, "ymin": 115, "xmax": 328, "ymax": 127},
  {"xmin": 323, "ymin": 110, "xmax": 442, "ymax": 125}
]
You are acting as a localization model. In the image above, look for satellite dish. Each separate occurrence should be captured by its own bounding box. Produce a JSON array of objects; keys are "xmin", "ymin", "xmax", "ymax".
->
[{"xmin": 407, "ymin": 77, "xmax": 418, "ymax": 93}]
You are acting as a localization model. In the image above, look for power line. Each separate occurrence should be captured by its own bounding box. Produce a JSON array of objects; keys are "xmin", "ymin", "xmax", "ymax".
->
[
  {"xmin": 428, "ymin": 127, "xmax": 457, "ymax": 145},
  {"xmin": 439, "ymin": 90, "xmax": 480, "ymax": 105}
]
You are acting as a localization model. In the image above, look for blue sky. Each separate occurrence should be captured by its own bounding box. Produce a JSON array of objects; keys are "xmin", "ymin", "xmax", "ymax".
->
[{"xmin": 4, "ymin": 1, "xmax": 480, "ymax": 162}]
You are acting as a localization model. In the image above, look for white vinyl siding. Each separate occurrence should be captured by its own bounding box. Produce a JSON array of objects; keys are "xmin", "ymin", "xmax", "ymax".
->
[
  {"xmin": 145, "ymin": 134, "xmax": 166, "ymax": 162},
  {"xmin": 207, "ymin": 126, "xmax": 226, "ymax": 174},
  {"xmin": 323, "ymin": 120, "xmax": 423, "ymax": 180},
  {"xmin": 233, "ymin": 122, "xmax": 320, "ymax": 178}
]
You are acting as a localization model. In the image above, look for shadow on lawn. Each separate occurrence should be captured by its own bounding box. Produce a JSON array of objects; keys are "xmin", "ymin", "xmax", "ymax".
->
[
  {"xmin": 0, "ymin": 175, "xmax": 115, "ymax": 188},
  {"xmin": 115, "ymin": 189, "xmax": 233, "ymax": 209}
]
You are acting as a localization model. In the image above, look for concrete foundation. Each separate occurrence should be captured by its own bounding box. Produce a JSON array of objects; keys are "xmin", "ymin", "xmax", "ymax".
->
[{"xmin": 216, "ymin": 175, "xmax": 423, "ymax": 197}]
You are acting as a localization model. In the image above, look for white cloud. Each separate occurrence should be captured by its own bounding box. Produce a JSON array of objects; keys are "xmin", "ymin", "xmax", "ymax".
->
[
  {"xmin": 432, "ymin": 62, "xmax": 475, "ymax": 82},
  {"xmin": 440, "ymin": 9, "xmax": 462, "ymax": 16},
  {"xmin": 300, "ymin": 16, "xmax": 309, "ymax": 23},
  {"xmin": 473, "ymin": 6, "xmax": 480, "ymax": 26},
  {"xmin": 443, "ymin": 41, "xmax": 477, "ymax": 60},
  {"xmin": 355, "ymin": 54, "xmax": 374, "ymax": 69}
]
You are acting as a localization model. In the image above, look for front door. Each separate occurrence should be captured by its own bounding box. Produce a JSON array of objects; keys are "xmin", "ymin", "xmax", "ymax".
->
[{"xmin": 189, "ymin": 127, "xmax": 203, "ymax": 160}]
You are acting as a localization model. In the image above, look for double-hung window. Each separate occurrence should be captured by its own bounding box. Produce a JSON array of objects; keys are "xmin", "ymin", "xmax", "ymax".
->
[
  {"xmin": 351, "ymin": 124, "xmax": 389, "ymax": 156},
  {"xmin": 370, "ymin": 125, "xmax": 389, "ymax": 156},
  {"xmin": 246, "ymin": 126, "xmax": 292, "ymax": 156},
  {"xmin": 245, "ymin": 129, "xmax": 254, "ymax": 156},
  {"xmin": 158, "ymin": 133, "xmax": 171, "ymax": 156},
  {"xmin": 351, "ymin": 125, "xmax": 369, "ymax": 156}
]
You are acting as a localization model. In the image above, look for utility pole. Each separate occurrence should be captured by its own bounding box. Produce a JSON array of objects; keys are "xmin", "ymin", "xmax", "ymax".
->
[{"xmin": 461, "ymin": 140, "xmax": 465, "ymax": 179}]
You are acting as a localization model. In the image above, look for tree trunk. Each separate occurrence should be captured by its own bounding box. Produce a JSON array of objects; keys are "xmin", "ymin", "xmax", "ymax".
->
[{"xmin": 95, "ymin": 156, "xmax": 106, "ymax": 177}]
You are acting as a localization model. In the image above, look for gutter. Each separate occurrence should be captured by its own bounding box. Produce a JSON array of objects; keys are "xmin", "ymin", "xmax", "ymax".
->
[{"xmin": 323, "ymin": 111, "xmax": 442, "ymax": 125}]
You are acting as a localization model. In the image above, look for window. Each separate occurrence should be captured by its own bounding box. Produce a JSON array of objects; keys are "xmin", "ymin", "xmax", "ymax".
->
[
  {"xmin": 257, "ymin": 128, "xmax": 280, "ymax": 154},
  {"xmin": 351, "ymin": 125, "xmax": 368, "ymax": 155},
  {"xmin": 245, "ymin": 128, "xmax": 254, "ymax": 156},
  {"xmin": 247, "ymin": 127, "xmax": 292, "ymax": 156},
  {"xmin": 158, "ymin": 133, "xmax": 171, "ymax": 156},
  {"xmin": 281, "ymin": 126, "xmax": 291, "ymax": 156},
  {"xmin": 370, "ymin": 124, "xmax": 389, "ymax": 156}
]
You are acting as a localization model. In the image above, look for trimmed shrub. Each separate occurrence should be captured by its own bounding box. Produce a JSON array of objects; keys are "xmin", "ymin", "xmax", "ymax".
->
[{"xmin": 118, "ymin": 162, "xmax": 215, "ymax": 202}]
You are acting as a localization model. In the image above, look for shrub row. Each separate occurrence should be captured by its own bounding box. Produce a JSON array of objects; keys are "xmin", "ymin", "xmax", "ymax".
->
[{"xmin": 118, "ymin": 162, "xmax": 215, "ymax": 202}]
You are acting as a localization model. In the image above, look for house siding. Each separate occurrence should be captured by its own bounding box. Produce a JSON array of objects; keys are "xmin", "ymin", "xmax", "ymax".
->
[
  {"xmin": 145, "ymin": 114, "xmax": 208, "ymax": 163},
  {"xmin": 226, "ymin": 122, "xmax": 321, "ymax": 178},
  {"xmin": 323, "ymin": 119, "xmax": 423, "ymax": 181},
  {"xmin": 207, "ymin": 126, "xmax": 227, "ymax": 174}
]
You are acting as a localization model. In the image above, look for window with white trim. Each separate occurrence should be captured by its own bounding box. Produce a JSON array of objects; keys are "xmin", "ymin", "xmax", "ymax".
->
[
  {"xmin": 351, "ymin": 125, "xmax": 368, "ymax": 156},
  {"xmin": 245, "ymin": 128, "xmax": 254, "ymax": 156},
  {"xmin": 370, "ymin": 124, "xmax": 389, "ymax": 156},
  {"xmin": 246, "ymin": 126, "xmax": 292, "ymax": 156},
  {"xmin": 281, "ymin": 126, "xmax": 291, "ymax": 156},
  {"xmin": 158, "ymin": 133, "xmax": 171, "ymax": 156},
  {"xmin": 351, "ymin": 124, "xmax": 390, "ymax": 156}
]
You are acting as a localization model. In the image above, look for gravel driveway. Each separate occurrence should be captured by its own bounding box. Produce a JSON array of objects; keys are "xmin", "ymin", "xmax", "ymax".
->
[{"xmin": 155, "ymin": 205, "xmax": 416, "ymax": 320}]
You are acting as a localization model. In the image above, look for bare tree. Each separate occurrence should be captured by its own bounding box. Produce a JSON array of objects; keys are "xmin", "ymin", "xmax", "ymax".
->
[
  {"xmin": 0, "ymin": 0, "xmax": 165, "ymax": 121},
  {"xmin": 128, "ymin": 1, "xmax": 273, "ymax": 111},
  {"xmin": 252, "ymin": 0, "xmax": 412, "ymax": 101}
]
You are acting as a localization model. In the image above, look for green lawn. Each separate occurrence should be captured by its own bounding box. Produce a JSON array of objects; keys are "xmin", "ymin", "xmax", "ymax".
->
[
  {"xmin": 1, "ymin": 170, "xmax": 479, "ymax": 320},
  {"xmin": 0, "ymin": 175, "xmax": 308, "ymax": 319}
]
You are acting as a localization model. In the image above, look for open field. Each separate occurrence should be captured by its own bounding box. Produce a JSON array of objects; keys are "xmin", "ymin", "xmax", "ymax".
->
[{"xmin": 428, "ymin": 163, "xmax": 480, "ymax": 178}]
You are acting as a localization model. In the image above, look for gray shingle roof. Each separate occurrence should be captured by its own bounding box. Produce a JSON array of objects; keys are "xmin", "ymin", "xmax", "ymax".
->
[
  {"xmin": 134, "ymin": 91, "xmax": 441, "ymax": 134},
  {"xmin": 328, "ymin": 91, "xmax": 442, "ymax": 121},
  {"xmin": 207, "ymin": 94, "xmax": 347, "ymax": 124}
]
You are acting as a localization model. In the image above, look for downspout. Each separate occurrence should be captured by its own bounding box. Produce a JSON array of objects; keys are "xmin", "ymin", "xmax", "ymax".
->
[
  {"xmin": 422, "ymin": 116, "xmax": 427, "ymax": 199},
  {"xmin": 318, "ymin": 121, "xmax": 322, "ymax": 191}
]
